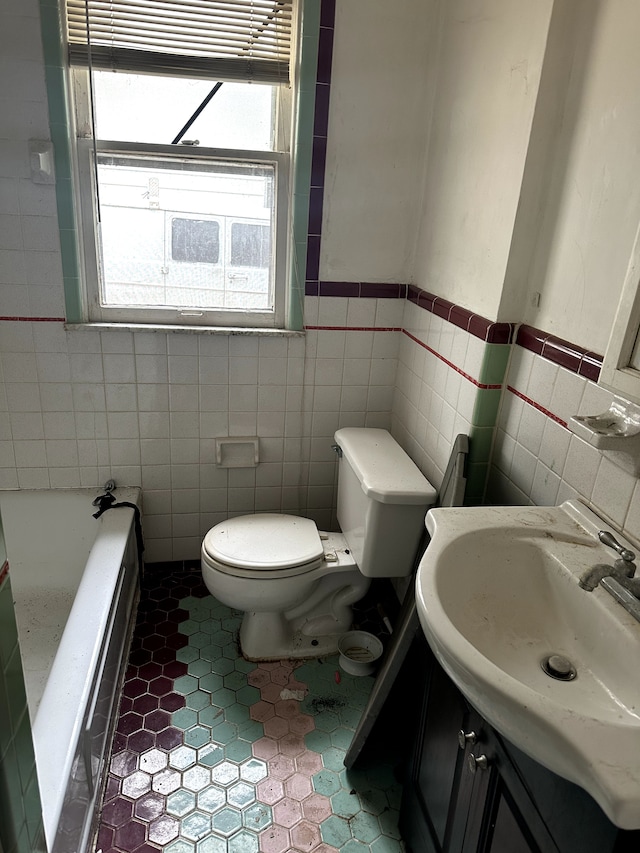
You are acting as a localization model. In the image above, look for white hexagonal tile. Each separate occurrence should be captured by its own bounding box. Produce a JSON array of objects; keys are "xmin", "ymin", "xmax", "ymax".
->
[
  {"xmin": 121, "ymin": 770, "xmax": 152, "ymax": 799},
  {"xmin": 140, "ymin": 747, "xmax": 169, "ymax": 774},
  {"xmin": 169, "ymin": 745, "xmax": 198, "ymax": 771},
  {"xmin": 183, "ymin": 765, "xmax": 212, "ymax": 793}
]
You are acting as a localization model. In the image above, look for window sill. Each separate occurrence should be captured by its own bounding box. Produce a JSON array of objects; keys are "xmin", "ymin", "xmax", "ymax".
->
[{"xmin": 65, "ymin": 322, "xmax": 304, "ymax": 337}]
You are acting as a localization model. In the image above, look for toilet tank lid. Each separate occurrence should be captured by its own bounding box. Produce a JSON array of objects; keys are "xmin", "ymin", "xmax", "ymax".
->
[{"xmin": 334, "ymin": 428, "xmax": 437, "ymax": 505}]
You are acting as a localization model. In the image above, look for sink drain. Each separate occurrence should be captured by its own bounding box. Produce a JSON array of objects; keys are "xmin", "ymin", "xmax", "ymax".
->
[{"xmin": 541, "ymin": 654, "xmax": 577, "ymax": 681}]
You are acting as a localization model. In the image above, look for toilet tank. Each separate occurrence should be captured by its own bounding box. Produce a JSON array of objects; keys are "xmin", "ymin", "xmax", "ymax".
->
[{"xmin": 334, "ymin": 428, "xmax": 437, "ymax": 577}]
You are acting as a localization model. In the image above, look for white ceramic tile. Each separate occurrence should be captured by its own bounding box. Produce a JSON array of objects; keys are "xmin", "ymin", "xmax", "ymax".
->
[
  {"xmin": 316, "ymin": 329, "xmax": 346, "ymax": 359},
  {"xmin": 516, "ymin": 403, "xmax": 547, "ymax": 456},
  {"xmin": 258, "ymin": 386, "xmax": 286, "ymax": 412},
  {"xmin": 372, "ymin": 330, "xmax": 400, "ymax": 359},
  {"xmin": 317, "ymin": 297, "xmax": 348, "ymax": 327},
  {"xmin": 510, "ymin": 443, "xmax": 537, "ymax": 495},
  {"xmin": 168, "ymin": 355, "xmax": 199, "ymax": 384},
  {"xmin": 137, "ymin": 384, "xmax": 169, "ymax": 412},
  {"xmin": 346, "ymin": 297, "xmax": 376, "ymax": 328},
  {"xmin": 530, "ymin": 462, "xmax": 561, "ymax": 506},
  {"xmin": 375, "ymin": 298, "xmax": 403, "ymax": 328},
  {"xmin": 105, "ymin": 383, "xmax": 138, "ymax": 412},
  {"xmin": 135, "ymin": 354, "xmax": 169, "ymax": 383},
  {"xmin": 303, "ymin": 296, "xmax": 319, "ymax": 326},
  {"xmin": 548, "ymin": 367, "xmax": 587, "ymax": 424},
  {"xmin": 258, "ymin": 357, "xmax": 288, "ymax": 385},
  {"xmin": 369, "ymin": 358, "xmax": 397, "ymax": 387},
  {"xmin": 168, "ymin": 335, "xmax": 197, "ymax": 356},
  {"xmin": 171, "ymin": 463, "xmax": 200, "ymax": 489},
  {"xmin": 257, "ymin": 411, "xmax": 286, "ymax": 437},
  {"xmin": 591, "ymin": 456, "xmax": 636, "ymax": 529},
  {"xmin": 138, "ymin": 412, "xmax": 170, "ymax": 439},
  {"xmin": 171, "ymin": 489, "xmax": 200, "ymax": 514},
  {"xmin": 623, "ymin": 483, "xmax": 640, "ymax": 544},
  {"xmin": 43, "ymin": 411, "xmax": 75, "ymax": 440},
  {"xmin": 229, "ymin": 336, "xmax": 259, "ymax": 357},
  {"xmin": 199, "ymin": 412, "xmax": 228, "ymax": 439},
  {"xmin": 107, "ymin": 411, "xmax": 139, "ymax": 439},
  {"xmin": 255, "ymin": 463, "xmax": 284, "ymax": 487},
  {"xmin": 562, "ymin": 436, "xmax": 602, "ymax": 498},
  {"xmin": 527, "ymin": 355, "xmax": 558, "ymax": 409},
  {"xmin": 229, "ymin": 385, "xmax": 258, "ymax": 412},
  {"xmin": 198, "ymin": 335, "xmax": 229, "ymax": 357},
  {"xmin": 108, "ymin": 438, "xmax": 141, "ymax": 466},
  {"xmin": 17, "ymin": 467, "xmax": 49, "ymax": 488},
  {"xmin": 259, "ymin": 337, "xmax": 288, "ymax": 358},
  {"xmin": 170, "ymin": 438, "xmax": 199, "ymax": 464},
  {"xmin": 286, "ymin": 357, "xmax": 305, "ymax": 385},
  {"xmin": 0, "ymin": 321, "xmax": 34, "ymax": 352},
  {"xmin": 50, "ymin": 468, "xmax": 82, "ymax": 488},
  {"xmin": 2, "ymin": 351, "xmax": 37, "ymax": 381},
  {"xmin": 134, "ymin": 332, "xmax": 168, "ymax": 355},
  {"xmin": 367, "ymin": 386, "xmax": 394, "ymax": 412},
  {"xmin": 70, "ymin": 352, "xmax": 104, "ymax": 383},
  {"xmin": 141, "ymin": 438, "xmax": 170, "ymax": 466},
  {"xmin": 169, "ymin": 384, "xmax": 199, "ymax": 412},
  {"xmin": 229, "ymin": 412, "xmax": 257, "ymax": 435},
  {"xmin": 101, "ymin": 330, "xmax": 134, "ymax": 354},
  {"xmin": 199, "ymin": 385, "xmax": 229, "ymax": 412},
  {"xmin": 229, "ymin": 357, "xmax": 258, "ymax": 385},
  {"xmin": 10, "ymin": 411, "xmax": 43, "ymax": 440},
  {"xmin": 577, "ymin": 381, "xmax": 615, "ymax": 418},
  {"xmin": 5, "ymin": 382, "xmax": 41, "ymax": 411},
  {"xmin": 141, "ymin": 464, "xmax": 171, "ymax": 490},
  {"xmin": 13, "ymin": 439, "xmax": 46, "ymax": 467}
]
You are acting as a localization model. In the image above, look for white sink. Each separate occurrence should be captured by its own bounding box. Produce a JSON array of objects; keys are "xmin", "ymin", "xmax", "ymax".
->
[{"xmin": 416, "ymin": 500, "xmax": 640, "ymax": 829}]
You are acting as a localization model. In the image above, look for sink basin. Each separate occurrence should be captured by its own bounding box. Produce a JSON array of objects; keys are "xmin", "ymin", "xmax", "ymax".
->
[{"xmin": 416, "ymin": 500, "xmax": 640, "ymax": 829}]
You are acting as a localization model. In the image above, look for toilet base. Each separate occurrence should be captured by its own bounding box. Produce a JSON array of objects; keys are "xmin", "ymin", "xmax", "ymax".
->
[{"xmin": 238, "ymin": 571, "xmax": 371, "ymax": 661}]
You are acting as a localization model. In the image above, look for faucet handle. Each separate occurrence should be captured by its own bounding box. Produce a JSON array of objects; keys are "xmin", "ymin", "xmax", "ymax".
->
[{"xmin": 598, "ymin": 530, "xmax": 636, "ymax": 563}]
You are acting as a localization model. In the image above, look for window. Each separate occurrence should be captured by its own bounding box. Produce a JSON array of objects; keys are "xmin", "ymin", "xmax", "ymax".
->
[{"xmin": 66, "ymin": 0, "xmax": 295, "ymax": 328}]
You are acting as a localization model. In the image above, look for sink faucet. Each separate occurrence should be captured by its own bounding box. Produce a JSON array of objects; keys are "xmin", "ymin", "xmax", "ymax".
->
[{"xmin": 579, "ymin": 531, "xmax": 637, "ymax": 591}]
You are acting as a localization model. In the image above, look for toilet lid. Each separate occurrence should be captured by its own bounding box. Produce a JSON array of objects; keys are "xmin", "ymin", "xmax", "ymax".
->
[{"xmin": 202, "ymin": 514, "xmax": 324, "ymax": 572}]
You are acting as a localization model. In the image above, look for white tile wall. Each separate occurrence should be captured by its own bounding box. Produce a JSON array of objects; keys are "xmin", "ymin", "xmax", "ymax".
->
[{"xmin": 490, "ymin": 349, "xmax": 640, "ymax": 546}]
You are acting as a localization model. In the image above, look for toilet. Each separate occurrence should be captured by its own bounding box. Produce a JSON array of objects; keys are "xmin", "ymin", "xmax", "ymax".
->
[{"xmin": 201, "ymin": 428, "xmax": 436, "ymax": 660}]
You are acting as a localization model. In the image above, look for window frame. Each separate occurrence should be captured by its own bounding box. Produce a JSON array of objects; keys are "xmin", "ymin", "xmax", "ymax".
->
[
  {"xmin": 601, "ymin": 219, "xmax": 640, "ymax": 404},
  {"xmin": 69, "ymin": 35, "xmax": 293, "ymax": 330}
]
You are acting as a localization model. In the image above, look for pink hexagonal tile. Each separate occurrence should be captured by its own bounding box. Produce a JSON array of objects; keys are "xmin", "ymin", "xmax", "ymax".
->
[
  {"xmin": 301, "ymin": 792, "xmax": 332, "ymax": 823},
  {"xmin": 273, "ymin": 797, "xmax": 303, "ymax": 829},
  {"xmin": 256, "ymin": 777, "xmax": 285, "ymax": 806},
  {"xmin": 269, "ymin": 754, "xmax": 296, "ymax": 781},
  {"xmin": 284, "ymin": 773, "xmax": 312, "ymax": 802},
  {"xmin": 289, "ymin": 714, "xmax": 315, "ymax": 736},
  {"xmin": 314, "ymin": 845, "xmax": 340, "ymax": 853},
  {"xmin": 252, "ymin": 737, "xmax": 279, "ymax": 760},
  {"xmin": 290, "ymin": 820, "xmax": 321, "ymax": 852},
  {"xmin": 270, "ymin": 665, "xmax": 296, "ymax": 686},
  {"xmin": 259, "ymin": 823, "xmax": 291, "ymax": 853},
  {"xmin": 278, "ymin": 733, "xmax": 306, "ymax": 757},
  {"xmin": 257, "ymin": 662, "xmax": 280, "ymax": 672},
  {"xmin": 250, "ymin": 700, "xmax": 276, "ymax": 722},
  {"xmin": 264, "ymin": 716, "xmax": 290, "ymax": 739},
  {"xmin": 274, "ymin": 699, "xmax": 299, "ymax": 720},
  {"xmin": 295, "ymin": 750, "xmax": 323, "ymax": 777},
  {"xmin": 260, "ymin": 682, "xmax": 285, "ymax": 704}
]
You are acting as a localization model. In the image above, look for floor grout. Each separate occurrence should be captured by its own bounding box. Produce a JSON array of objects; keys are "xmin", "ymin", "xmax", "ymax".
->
[{"xmin": 94, "ymin": 564, "xmax": 405, "ymax": 853}]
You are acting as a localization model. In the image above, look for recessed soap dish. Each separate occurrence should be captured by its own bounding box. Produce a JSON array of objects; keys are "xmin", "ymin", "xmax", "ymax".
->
[{"xmin": 568, "ymin": 397, "xmax": 640, "ymax": 474}]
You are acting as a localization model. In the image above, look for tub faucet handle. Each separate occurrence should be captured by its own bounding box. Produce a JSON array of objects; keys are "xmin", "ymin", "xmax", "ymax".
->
[{"xmin": 104, "ymin": 479, "xmax": 116, "ymax": 493}]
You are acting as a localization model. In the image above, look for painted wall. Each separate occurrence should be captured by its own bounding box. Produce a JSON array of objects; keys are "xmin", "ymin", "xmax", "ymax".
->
[{"xmin": 412, "ymin": 0, "xmax": 553, "ymax": 320}]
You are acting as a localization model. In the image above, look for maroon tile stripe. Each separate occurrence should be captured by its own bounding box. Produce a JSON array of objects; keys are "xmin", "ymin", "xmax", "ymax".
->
[
  {"xmin": 507, "ymin": 384, "xmax": 569, "ymax": 429},
  {"xmin": 516, "ymin": 325, "xmax": 603, "ymax": 382},
  {"xmin": 0, "ymin": 560, "xmax": 9, "ymax": 586}
]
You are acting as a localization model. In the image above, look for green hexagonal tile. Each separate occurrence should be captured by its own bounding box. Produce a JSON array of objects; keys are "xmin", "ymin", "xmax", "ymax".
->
[
  {"xmin": 178, "ymin": 619, "xmax": 200, "ymax": 636},
  {"xmin": 174, "ymin": 674, "xmax": 199, "ymax": 695},
  {"xmin": 199, "ymin": 618, "xmax": 222, "ymax": 633},
  {"xmin": 322, "ymin": 746, "xmax": 346, "ymax": 773},
  {"xmin": 199, "ymin": 705, "xmax": 225, "ymax": 728},
  {"xmin": 211, "ymin": 721, "xmax": 238, "ymax": 745},
  {"xmin": 225, "ymin": 739, "xmax": 252, "ymax": 763},
  {"xmin": 222, "ymin": 643, "xmax": 239, "ymax": 660},
  {"xmin": 239, "ymin": 758, "xmax": 267, "ymax": 783},
  {"xmin": 197, "ymin": 784, "xmax": 226, "ymax": 814},
  {"xmin": 169, "ymin": 745, "xmax": 197, "ymax": 771},
  {"xmin": 227, "ymin": 781, "xmax": 255, "ymax": 809},
  {"xmin": 172, "ymin": 708, "xmax": 199, "ymax": 730},
  {"xmin": 198, "ymin": 743, "xmax": 225, "ymax": 767},
  {"xmin": 370, "ymin": 835, "xmax": 403, "ymax": 853},
  {"xmin": 222, "ymin": 670, "xmax": 246, "ymax": 692},
  {"xmin": 233, "ymin": 657, "xmax": 256, "ymax": 674},
  {"xmin": 199, "ymin": 673, "xmax": 225, "ymax": 697},
  {"xmin": 212, "ymin": 687, "xmax": 236, "ymax": 708},
  {"xmin": 304, "ymin": 729, "xmax": 332, "ymax": 753},
  {"xmin": 181, "ymin": 810, "xmax": 212, "ymax": 842},
  {"xmin": 211, "ymin": 806, "xmax": 242, "ymax": 837},
  {"xmin": 339, "ymin": 706, "xmax": 363, "ymax": 730},
  {"xmin": 227, "ymin": 828, "xmax": 259, "ymax": 853},
  {"xmin": 187, "ymin": 690, "xmax": 212, "ymax": 712},
  {"xmin": 199, "ymin": 644, "xmax": 222, "ymax": 662},
  {"xmin": 211, "ymin": 761, "xmax": 240, "ymax": 787},
  {"xmin": 242, "ymin": 802, "xmax": 272, "ymax": 832},
  {"xmin": 224, "ymin": 703, "xmax": 250, "ymax": 724},
  {"xmin": 190, "ymin": 631, "xmax": 211, "ymax": 649},
  {"xmin": 196, "ymin": 837, "xmax": 226, "ymax": 853},
  {"xmin": 237, "ymin": 719, "xmax": 263, "ymax": 742},
  {"xmin": 185, "ymin": 725, "xmax": 212, "ymax": 748},
  {"xmin": 312, "ymin": 769, "xmax": 341, "ymax": 797},
  {"xmin": 210, "ymin": 657, "xmax": 235, "ymax": 676},
  {"xmin": 331, "ymin": 789, "xmax": 359, "ymax": 819},
  {"xmin": 359, "ymin": 786, "xmax": 389, "ymax": 817},
  {"xmin": 378, "ymin": 807, "xmax": 402, "ymax": 840},
  {"xmin": 211, "ymin": 629, "xmax": 233, "ymax": 647},
  {"xmin": 235, "ymin": 685, "xmax": 260, "ymax": 707},
  {"xmin": 188, "ymin": 659, "xmax": 213, "ymax": 678},
  {"xmin": 313, "ymin": 709, "xmax": 341, "ymax": 733},
  {"xmin": 330, "ymin": 727, "xmax": 353, "ymax": 751},
  {"xmin": 166, "ymin": 788, "xmax": 197, "ymax": 818},
  {"xmin": 221, "ymin": 616, "xmax": 241, "ymax": 632},
  {"xmin": 342, "ymin": 840, "xmax": 370, "ymax": 853},
  {"xmin": 176, "ymin": 646, "xmax": 200, "ymax": 664},
  {"xmin": 350, "ymin": 810, "xmax": 382, "ymax": 844},
  {"xmin": 320, "ymin": 814, "xmax": 352, "ymax": 848},
  {"xmin": 165, "ymin": 839, "xmax": 195, "ymax": 853}
]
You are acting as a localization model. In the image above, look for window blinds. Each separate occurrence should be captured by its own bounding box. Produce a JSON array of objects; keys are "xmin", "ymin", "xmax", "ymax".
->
[{"xmin": 66, "ymin": 0, "xmax": 293, "ymax": 83}]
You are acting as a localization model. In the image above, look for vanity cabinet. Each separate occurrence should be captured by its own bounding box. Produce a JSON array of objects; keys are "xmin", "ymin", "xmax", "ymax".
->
[{"xmin": 400, "ymin": 639, "xmax": 640, "ymax": 853}]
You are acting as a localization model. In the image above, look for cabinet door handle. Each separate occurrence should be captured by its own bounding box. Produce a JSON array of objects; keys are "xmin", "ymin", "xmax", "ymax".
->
[
  {"xmin": 458, "ymin": 730, "xmax": 478, "ymax": 749},
  {"xmin": 467, "ymin": 753, "xmax": 489, "ymax": 774}
]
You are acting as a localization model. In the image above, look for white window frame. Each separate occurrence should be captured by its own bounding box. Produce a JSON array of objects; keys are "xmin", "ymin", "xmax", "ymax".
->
[
  {"xmin": 601, "ymin": 219, "xmax": 640, "ymax": 404},
  {"xmin": 68, "ymin": 30, "xmax": 294, "ymax": 330}
]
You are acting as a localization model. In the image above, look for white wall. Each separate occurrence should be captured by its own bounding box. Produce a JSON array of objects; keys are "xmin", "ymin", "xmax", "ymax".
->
[
  {"xmin": 412, "ymin": 0, "xmax": 553, "ymax": 320},
  {"xmin": 319, "ymin": 0, "xmax": 438, "ymax": 283}
]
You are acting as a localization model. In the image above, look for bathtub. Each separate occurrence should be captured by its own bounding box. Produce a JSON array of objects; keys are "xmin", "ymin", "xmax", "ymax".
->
[{"xmin": 1, "ymin": 487, "xmax": 141, "ymax": 853}]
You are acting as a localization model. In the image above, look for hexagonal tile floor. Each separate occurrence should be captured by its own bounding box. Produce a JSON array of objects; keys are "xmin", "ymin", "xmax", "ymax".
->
[{"xmin": 95, "ymin": 563, "xmax": 404, "ymax": 853}]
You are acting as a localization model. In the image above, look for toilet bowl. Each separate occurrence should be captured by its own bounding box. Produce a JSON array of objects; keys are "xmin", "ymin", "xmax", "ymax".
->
[{"xmin": 201, "ymin": 428, "xmax": 437, "ymax": 661}]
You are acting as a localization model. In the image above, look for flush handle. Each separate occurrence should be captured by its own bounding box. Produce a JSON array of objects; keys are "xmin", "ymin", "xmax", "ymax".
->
[
  {"xmin": 458, "ymin": 730, "xmax": 477, "ymax": 749},
  {"xmin": 468, "ymin": 753, "xmax": 490, "ymax": 774}
]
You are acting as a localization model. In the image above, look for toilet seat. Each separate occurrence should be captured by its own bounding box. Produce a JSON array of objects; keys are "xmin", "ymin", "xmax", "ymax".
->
[{"xmin": 202, "ymin": 514, "xmax": 326, "ymax": 579}]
